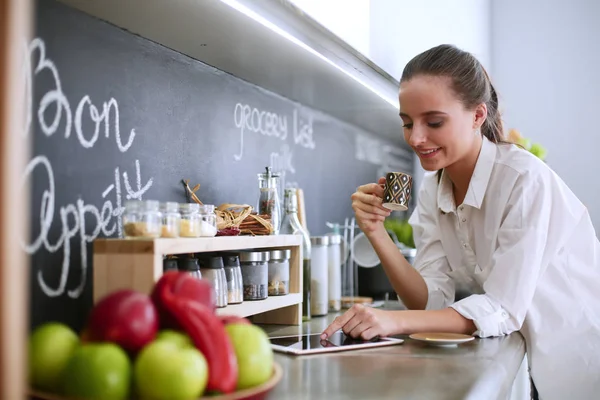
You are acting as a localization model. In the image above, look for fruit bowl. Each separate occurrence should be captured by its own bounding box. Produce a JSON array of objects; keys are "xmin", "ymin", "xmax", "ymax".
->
[{"xmin": 29, "ymin": 361, "xmax": 283, "ymax": 400}]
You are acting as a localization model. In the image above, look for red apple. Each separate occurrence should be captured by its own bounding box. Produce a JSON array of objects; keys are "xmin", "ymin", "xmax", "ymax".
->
[
  {"xmin": 151, "ymin": 271, "xmax": 215, "ymax": 330},
  {"xmin": 87, "ymin": 290, "xmax": 158, "ymax": 354}
]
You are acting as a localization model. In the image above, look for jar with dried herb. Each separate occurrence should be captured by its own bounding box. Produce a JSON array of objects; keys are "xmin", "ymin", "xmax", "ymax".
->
[
  {"xmin": 257, "ymin": 167, "xmax": 281, "ymax": 235},
  {"xmin": 239, "ymin": 251, "xmax": 269, "ymax": 300},
  {"xmin": 161, "ymin": 202, "xmax": 181, "ymax": 238},
  {"xmin": 123, "ymin": 200, "xmax": 162, "ymax": 239}
]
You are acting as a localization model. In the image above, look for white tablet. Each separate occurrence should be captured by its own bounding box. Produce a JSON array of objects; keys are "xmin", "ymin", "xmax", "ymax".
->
[{"xmin": 270, "ymin": 332, "xmax": 404, "ymax": 355}]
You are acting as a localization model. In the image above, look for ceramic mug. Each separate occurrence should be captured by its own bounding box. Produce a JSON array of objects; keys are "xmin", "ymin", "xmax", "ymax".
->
[{"xmin": 382, "ymin": 172, "xmax": 413, "ymax": 211}]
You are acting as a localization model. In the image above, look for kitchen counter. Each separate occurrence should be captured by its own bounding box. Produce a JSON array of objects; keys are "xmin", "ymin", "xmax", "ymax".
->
[{"xmin": 259, "ymin": 309, "xmax": 526, "ymax": 400}]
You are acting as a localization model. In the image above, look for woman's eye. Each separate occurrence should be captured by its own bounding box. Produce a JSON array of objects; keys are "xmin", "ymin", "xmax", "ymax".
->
[
  {"xmin": 428, "ymin": 121, "xmax": 443, "ymax": 128},
  {"xmin": 402, "ymin": 123, "xmax": 413, "ymax": 129}
]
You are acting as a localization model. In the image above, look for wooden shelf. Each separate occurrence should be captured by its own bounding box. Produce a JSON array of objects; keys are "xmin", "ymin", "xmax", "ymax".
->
[
  {"xmin": 93, "ymin": 235, "xmax": 304, "ymax": 325},
  {"xmin": 95, "ymin": 235, "xmax": 302, "ymax": 256},
  {"xmin": 216, "ymin": 293, "xmax": 302, "ymax": 318}
]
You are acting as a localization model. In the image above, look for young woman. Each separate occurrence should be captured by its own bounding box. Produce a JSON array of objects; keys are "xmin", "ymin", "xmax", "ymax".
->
[{"xmin": 322, "ymin": 44, "xmax": 600, "ymax": 399}]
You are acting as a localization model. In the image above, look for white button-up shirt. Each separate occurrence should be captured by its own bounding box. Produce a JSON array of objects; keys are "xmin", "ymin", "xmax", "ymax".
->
[{"xmin": 409, "ymin": 136, "xmax": 600, "ymax": 400}]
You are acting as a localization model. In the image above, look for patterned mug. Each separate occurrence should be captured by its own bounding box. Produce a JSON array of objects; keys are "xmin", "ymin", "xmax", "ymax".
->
[{"xmin": 382, "ymin": 172, "xmax": 412, "ymax": 211}]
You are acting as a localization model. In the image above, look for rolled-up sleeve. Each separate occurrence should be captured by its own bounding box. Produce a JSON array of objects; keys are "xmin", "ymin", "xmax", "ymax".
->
[
  {"xmin": 450, "ymin": 171, "xmax": 582, "ymax": 337},
  {"xmin": 408, "ymin": 176, "xmax": 455, "ymax": 310}
]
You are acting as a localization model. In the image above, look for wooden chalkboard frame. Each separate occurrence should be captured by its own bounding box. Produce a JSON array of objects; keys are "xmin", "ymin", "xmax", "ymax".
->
[{"xmin": 1, "ymin": 0, "xmax": 31, "ymax": 397}]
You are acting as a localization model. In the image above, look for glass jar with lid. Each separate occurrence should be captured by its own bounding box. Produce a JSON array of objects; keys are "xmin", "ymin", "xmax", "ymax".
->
[
  {"xmin": 123, "ymin": 200, "xmax": 162, "ymax": 239},
  {"xmin": 268, "ymin": 249, "xmax": 291, "ymax": 296},
  {"xmin": 199, "ymin": 255, "xmax": 228, "ymax": 308},
  {"xmin": 198, "ymin": 205, "xmax": 218, "ymax": 237},
  {"xmin": 179, "ymin": 203, "xmax": 201, "ymax": 237},
  {"xmin": 161, "ymin": 202, "xmax": 181, "ymax": 238},
  {"xmin": 222, "ymin": 254, "xmax": 244, "ymax": 304},
  {"xmin": 239, "ymin": 251, "xmax": 269, "ymax": 300},
  {"xmin": 310, "ymin": 236, "xmax": 329, "ymax": 317}
]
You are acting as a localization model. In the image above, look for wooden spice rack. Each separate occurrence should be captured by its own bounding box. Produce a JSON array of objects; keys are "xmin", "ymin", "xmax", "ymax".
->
[{"xmin": 93, "ymin": 235, "xmax": 303, "ymax": 325}]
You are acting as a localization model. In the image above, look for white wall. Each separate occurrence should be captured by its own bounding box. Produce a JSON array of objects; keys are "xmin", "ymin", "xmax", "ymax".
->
[
  {"xmin": 491, "ymin": 0, "xmax": 600, "ymax": 231},
  {"xmin": 369, "ymin": 0, "xmax": 492, "ymax": 80},
  {"xmin": 288, "ymin": 0, "xmax": 371, "ymax": 55}
]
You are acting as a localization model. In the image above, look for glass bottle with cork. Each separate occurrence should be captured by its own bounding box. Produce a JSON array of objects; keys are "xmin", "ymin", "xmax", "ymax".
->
[{"xmin": 280, "ymin": 188, "xmax": 312, "ymax": 321}]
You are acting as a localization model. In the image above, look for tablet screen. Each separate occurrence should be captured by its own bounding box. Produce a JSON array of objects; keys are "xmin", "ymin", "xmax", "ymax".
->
[{"xmin": 270, "ymin": 332, "xmax": 383, "ymax": 351}]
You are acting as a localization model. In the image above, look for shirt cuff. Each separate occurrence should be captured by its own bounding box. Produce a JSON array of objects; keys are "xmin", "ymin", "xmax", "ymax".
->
[{"xmin": 450, "ymin": 294, "xmax": 511, "ymax": 337}]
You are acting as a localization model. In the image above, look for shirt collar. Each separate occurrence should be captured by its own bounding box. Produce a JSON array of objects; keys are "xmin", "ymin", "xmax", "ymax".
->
[{"xmin": 437, "ymin": 136, "xmax": 497, "ymax": 213}]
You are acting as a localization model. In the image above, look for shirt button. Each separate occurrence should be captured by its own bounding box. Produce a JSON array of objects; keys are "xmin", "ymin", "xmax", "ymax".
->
[
  {"xmin": 459, "ymin": 206, "xmax": 464, "ymax": 211},
  {"xmin": 462, "ymin": 218, "xmax": 466, "ymax": 222},
  {"xmin": 463, "ymin": 243, "xmax": 467, "ymax": 248}
]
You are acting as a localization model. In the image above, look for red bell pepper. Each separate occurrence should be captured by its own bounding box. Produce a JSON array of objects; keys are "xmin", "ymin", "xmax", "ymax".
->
[
  {"xmin": 151, "ymin": 272, "xmax": 238, "ymax": 394},
  {"xmin": 151, "ymin": 271, "xmax": 215, "ymax": 330}
]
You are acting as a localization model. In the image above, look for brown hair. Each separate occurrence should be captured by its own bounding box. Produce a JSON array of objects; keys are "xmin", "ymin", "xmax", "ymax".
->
[{"xmin": 401, "ymin": 44, "xmax": 504, "ymax": 143}]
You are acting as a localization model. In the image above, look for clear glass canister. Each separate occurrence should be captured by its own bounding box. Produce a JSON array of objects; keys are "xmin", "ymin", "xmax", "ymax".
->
[
  {"xmin": 310, "ymin": 236, "xmax": 329, "ymax": 317},
  {"xmin": 161, "ymin": 202, "xmax": 181, "ymax": 238},
  {"xmin": 198, "ymin": 205, "xmax": 218, "ymax": 237},
  {"xmin": 222, "ymin": 254, "xmax": 244, "ymax": 304},
  {"xmin": 177, "ymin": 256, "xmax": 202, "ymax": 281},
  {"xmin": 257, "ymin": 166, "xmax": 281, "ymax": 235},
  {"xmin": 268, "ymin": 249, "xmax": 291, "ymax": 296},
  {"xmin": 327, "ymin": 234, "xmax": 342, "ymax": 312},
  {"xmin": 123, "ymin": 200, "xmax": 162, "ymax": 239},
  {"xmin": 199, "ymin": 256, "xmax": 227, "ymax": 308},
  {"xmin": 179, "ymin": 203, "xmax": 201, "ymax": 237},
  {"xmin": 239, "ymin": 251, "xmax": 269, "ymax": 300}
]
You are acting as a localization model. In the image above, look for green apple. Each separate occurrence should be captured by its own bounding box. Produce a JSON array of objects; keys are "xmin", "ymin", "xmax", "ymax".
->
[
  {"xmin": 155, "ymin": 330, "xmax": 193, "ymax": 349},
  {"xmin": 225, "ymin": 324, "xmax": 273, "ymax": 390},
  {"xmin": 63, "ymin": 343, "xmax": 131, "ymax": 400},
  {"xmin": 517, "ymin": 137, "xmax": 532, "ymax": 151},
  {"xmin": 134, "ymin": 340, "xmax": 208, "ymax": 400},
  {"xmin": 530, "ymin": 143, "xmax": 548, "ymax": 161},
  {"xmin": 29, "ymin": 322, "xmax": 79, "ymax": 393}
]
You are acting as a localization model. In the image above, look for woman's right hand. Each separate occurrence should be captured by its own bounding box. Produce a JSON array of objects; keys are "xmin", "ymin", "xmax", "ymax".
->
[{"xmin": 351, "ymin": 177, "xmax": 391, "ymax": 235}]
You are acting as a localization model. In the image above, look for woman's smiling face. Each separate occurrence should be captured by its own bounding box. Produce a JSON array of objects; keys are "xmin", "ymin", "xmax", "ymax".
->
[{"xmin": 399, "ymin": 75, "xmax": 483, "ymax": 172}]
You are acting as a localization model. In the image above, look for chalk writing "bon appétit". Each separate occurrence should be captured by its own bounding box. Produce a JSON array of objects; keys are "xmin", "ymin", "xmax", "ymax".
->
[
  {"xmin": 22, "ymin": 38, "xmax": 153, "ymax": 299},
  {"xmin": 233, "ymin": 102, "xmax": 316, "ymax": 161}
]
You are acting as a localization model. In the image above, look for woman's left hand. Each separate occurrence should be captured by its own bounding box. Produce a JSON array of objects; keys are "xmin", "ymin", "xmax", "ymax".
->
[{"xmin": 321, "ymin": 304, "xmax": 400, "ymax": 341}]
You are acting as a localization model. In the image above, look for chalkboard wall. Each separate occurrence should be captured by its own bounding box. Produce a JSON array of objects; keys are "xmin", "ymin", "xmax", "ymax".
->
[{"xmin": 25, "ymin": 0, "xmax": 413, "ymax": 331}]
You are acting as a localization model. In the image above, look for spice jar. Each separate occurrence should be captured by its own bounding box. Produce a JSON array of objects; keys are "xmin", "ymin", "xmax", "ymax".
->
[
  {"xmin": 198, "ymin": 205, "xmax": 218, "ymax": 237},
  {"xmin": 268, "ymin": 249, "xmax": 291, "ymax": 296},
  {"xmin": 222, "ymin": 254, "xmax": 244, "ymax": 304},
  {"xmin": 161, "ymin": 202, "xmax": 181, "ymax": 238},
  {"xmin": 199, "ymin": 255, "xmax": 228, "ymax": 308},
  {"xmin": 257, "ymin": 167, "xmax": 282, "ymax": 234},
  {"xmin": 239, "ymin": 251, "xmax": 269, "ymax": 300},
  {"xmin": 123, "ymin": 200, "xmax": 162, "ymax": 238},
  {"xmin": 178, "ymin": 255, "xmax": 202, "ymax": 281},
  {"xmin": 179, "ymin": 203, "xmax": 201, "ymax": 237},
  {"xmin": 163, "ymin": 256, "xmax": 179, "ymax": 273},
  {"xmin": 311, "ymin": 236, "xmax": 329, "ymax": 317}
]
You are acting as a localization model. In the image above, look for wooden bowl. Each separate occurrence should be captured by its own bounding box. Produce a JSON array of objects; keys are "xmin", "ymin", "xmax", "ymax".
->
[{"xmin": 29, "ymin": 361, "xmax": 283, "ymax": 400}]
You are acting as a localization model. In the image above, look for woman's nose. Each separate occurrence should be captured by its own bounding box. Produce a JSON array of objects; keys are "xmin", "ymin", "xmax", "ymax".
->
[{"xmin": 408, "ymin": 126, "xmax": 427, "ymax": 147}]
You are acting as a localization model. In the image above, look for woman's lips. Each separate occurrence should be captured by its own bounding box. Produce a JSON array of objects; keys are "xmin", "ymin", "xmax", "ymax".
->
[{"xmin": 417, "ymin": 147, "xmax": 441, "ymax": 158}]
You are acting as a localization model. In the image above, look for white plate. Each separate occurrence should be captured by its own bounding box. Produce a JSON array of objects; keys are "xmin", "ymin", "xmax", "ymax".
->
[{"xmin": 409, "ymin": 332, "xmax": 475, "ymax": 347}]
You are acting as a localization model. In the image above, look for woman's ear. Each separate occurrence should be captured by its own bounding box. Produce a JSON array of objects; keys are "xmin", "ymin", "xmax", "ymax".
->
[{"xmin": 473, "ymin": 103, "xmax": 488, "ymax": 130}]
